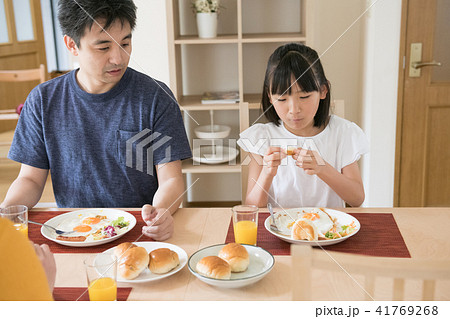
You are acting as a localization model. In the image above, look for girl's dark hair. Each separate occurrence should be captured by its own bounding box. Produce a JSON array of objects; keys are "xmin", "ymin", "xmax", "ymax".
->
[
  {"xmin": 261, "ymin": 43, "xmax": 331, "ymax": 127},
  {"xmin": 58, "ymin": 0, "xmax": 137, "ymax": 47}
]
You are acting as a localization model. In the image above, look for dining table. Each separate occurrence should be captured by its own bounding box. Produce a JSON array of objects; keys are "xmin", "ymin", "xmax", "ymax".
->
[{"xmin": 27, "ymin": 207, "xmax": 450, "ymax": 301}]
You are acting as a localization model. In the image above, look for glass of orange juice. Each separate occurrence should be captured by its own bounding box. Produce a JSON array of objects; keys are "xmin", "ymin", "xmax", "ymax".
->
[
  {"xmin": 84, "ymin": 254, "xmax": 118, "ymax": 301},
  {"xmin": 232, "ymin": 205, "xmax": 258, "ymax": 245},
  {"xmin": 0, "ymin": 205, "xmax": 28, "ymax": 238}
]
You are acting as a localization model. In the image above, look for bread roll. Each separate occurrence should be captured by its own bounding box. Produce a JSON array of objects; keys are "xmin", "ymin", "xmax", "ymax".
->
[
  {"xmin": 196, "ymin": 256, "xmax": 231, "ymax": 279},
  {"xmin": 291, "ymin": 218, "xmax": 318, "ymax": 241},
  {"xmin": 118, "ymin": 246, "xmax": 149, "ymax": 280},
  {"xmin": 218, "ymin": 243, "xmax": 249, "ymax": 272},
  {"xmin": 148, "ymin": 248, "xmax": 180, "ymax": 274},
  {"xmin": 114, "ymin": 242, "xmax": 137, "ymax": 260}
]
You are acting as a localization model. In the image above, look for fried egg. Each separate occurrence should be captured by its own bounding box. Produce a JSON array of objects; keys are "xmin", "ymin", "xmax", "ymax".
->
[
  {"xmin": 273, "ymin": 210, "xmax": 298, "ymax": 235},
  {"xmin": 83, "ymin": 216, "xmax": 103, "ymax": 225},
  {"xmin": 73, "ymin": 224, "xmax": 92, "ymax": 233},
  {"xmin": 57, "ymin": 213, "xmax": 109, "ymax": 237},
  {"xmin": 299, "ymin": 208, "xmax": 334, "ymax": 235},
  {"xmin": 291, "ymin": 218, "xmax": 319, "ymax": 241},
  {"xmin": 272, "ymin": 208, "xmax": 337, "ymax": 239}
]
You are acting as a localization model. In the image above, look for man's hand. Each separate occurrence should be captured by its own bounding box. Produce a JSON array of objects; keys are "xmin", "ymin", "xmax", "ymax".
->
[{"xmin": 141, "ymin": 204, "xmax": 174, "ymax": 241}]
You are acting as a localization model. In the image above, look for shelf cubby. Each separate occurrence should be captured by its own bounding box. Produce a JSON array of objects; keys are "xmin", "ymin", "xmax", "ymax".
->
[{"xmin": 166, "ymin": 0, "xmax": 312, "ymax": 202}]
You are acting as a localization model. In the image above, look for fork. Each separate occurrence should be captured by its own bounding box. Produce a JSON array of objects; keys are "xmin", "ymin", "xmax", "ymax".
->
[
  {"xmin": 267, "ymin": 203, "xmax": 282, "ymax": 233},
  {"xmin": 28, "ymin": 220, "xmax": 76, "ymax": 235}
]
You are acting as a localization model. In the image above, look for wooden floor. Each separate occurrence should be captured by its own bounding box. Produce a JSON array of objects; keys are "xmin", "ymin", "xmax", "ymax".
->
[{"xmin": 0, "ymin": 158, "xmax": 55, "ymax": 204}]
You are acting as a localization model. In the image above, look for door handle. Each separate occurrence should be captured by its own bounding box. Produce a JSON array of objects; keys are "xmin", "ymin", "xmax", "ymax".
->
[
  {"xmin": 411, "ymin": 61, "xmax": 442, "ymax": 69},
  {"xmin": 409, "ymin": 43, "xmax": 441, "ymax": 77}
]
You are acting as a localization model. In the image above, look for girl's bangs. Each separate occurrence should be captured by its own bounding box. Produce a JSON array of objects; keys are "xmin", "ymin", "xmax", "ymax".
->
[{"xmin": 270, "ymin": 52, "xmax": 320, "ymax": 96}]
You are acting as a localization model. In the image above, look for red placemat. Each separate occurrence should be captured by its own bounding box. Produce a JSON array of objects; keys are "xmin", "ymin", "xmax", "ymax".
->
[
  {"xmin": 225, "ymin": 212, "xmax": 411, "ymax": 258},
  {"xmin": 28, "ymin": 210, "xmax": 150, "ymax": 253},
  {"xmin": 53, "ymin": 287, "xmax": 132, "ymax": 301}
]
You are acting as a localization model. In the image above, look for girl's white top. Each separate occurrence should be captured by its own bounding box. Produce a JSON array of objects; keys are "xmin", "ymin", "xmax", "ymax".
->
[{"xmin": 237, "ymin": 115, "xmax": 369, "ymax": 208}]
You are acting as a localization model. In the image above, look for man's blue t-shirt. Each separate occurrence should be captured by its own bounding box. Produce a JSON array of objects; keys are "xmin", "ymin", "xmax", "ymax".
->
[{"xmin": 8, "ymin": 68, "xmax": 192, "ymax": 207}]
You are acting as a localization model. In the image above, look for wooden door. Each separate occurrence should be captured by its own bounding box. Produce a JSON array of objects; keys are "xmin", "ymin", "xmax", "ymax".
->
[
  {"xmin": 0, "ymin": 0, "xmax": 47, "ymax": 132},
  {"xmin": 395, "ymin": 0, "xmax": 450, "ymax": 206}
]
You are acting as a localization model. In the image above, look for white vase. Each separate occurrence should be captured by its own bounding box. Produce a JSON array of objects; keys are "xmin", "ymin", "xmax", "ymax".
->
[{"xmin": 196, "ymin": 12, "xmax": 218, "ymax": 38}]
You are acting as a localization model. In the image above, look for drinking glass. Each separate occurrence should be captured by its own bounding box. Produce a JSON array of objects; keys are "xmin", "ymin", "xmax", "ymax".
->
[
  {"xmin": 84, "ymin": 254, "xmax": 118, "ymax": 301},
  {"xmin": 232, "ymin": 205, "xmax": 258, "ymax": 245},
  {"xmin": 0, "ymin": 205, "xmax": 28, "ymax": 237}
]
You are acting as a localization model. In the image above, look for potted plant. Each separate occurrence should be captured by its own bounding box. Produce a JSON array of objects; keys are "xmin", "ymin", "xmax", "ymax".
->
[{"xmin": 192, "ymin": 0, "xmax": 220, "ymax": 38}]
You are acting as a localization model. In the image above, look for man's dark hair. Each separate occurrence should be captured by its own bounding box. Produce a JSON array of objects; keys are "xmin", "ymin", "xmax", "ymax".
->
[
  {"xmin": 58, "ymin": 0, "xmax": 137, "ymax": 47},
  {"xmin": 261, "ymin": 43, "xmax": 331, "ymax": 128}
]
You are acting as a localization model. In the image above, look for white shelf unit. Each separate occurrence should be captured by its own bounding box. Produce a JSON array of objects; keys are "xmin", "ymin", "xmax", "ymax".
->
[{"xmin": 166, "ymin": 0, "xmax": 313, "ymax": 203}]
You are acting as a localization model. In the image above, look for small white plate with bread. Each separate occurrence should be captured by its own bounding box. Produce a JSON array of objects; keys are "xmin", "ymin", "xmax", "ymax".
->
[
  {"xmin": 103, "ymin": 241, "xmax": 188, "ymax": 283},
  {"xmin": 264, "ymin": 207, "xmax": 360, "ymax": 247},
  {"xmin": 188, "ymin": 243, "xmax": 275, "ymax": 288}
]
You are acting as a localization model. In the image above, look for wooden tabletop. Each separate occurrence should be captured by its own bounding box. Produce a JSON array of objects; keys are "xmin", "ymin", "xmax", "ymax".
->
[{"xmin": 38, "ymin": 207, "xmax": 450, "ymax": 301}]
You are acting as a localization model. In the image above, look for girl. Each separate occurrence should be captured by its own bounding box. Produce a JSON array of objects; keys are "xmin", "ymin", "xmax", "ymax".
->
[{"xmin": 237, "ymin": 43, "xmax": 369, "ymax": 208}]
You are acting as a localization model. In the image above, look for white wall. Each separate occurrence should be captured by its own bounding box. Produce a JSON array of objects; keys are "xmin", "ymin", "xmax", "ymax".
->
[
  {"xmin": 360, "ymin": 0, "xmax": 402, "ymax": 207},
  {"xmin": 312, "ymin": 0, "xmax": 365, "ymax": 124},
  {"xmin": 128, "ymin": 0, "xmax": 402, "ymax": 206},
  {"xmin": 40, "ymin": 0, "xmax": 57, "ymax": 72},
  {"xmin": 129, "ymin": 0, "xmax": 170, "ymax": 84}
]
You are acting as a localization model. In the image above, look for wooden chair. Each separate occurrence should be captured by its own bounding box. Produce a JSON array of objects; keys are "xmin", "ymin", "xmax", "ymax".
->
[
  {"xmin": 0, "ymin": 64, "xmax": 46, "ymax": 83},
  {"xmin": 0, "ymin": 65, "xmax": 56, "ymax": 206},
  {"xmin": 0, "ymin": 64, "xmax": 46, "ymax": 120},
  {"xmin": 331, "ymin": 99, "xmax": 345, "ymax": 118},
  {"xmin": 291, "ymin": 245, "xmax": 450, "ymax": 301},
  {"xmin": 0, "ymin": 64, "xmax": 46, "ymax": 158}
]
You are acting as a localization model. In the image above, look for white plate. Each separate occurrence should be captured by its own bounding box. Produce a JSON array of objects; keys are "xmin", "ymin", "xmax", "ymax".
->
[
  {"xmin": 102, "ymin": 242, "xmax": 188, "ymax": 283},
  {"xmin": 188, "ymin": 244, "xmax": 275, "ymax": 288},
  {"xmin": 264, "ymin": 208, "xmax": 360, "ymax": 247},
  {"xmin": 194, "ymin": 125, "xmax": 231, "ymax": 139},
  {"xmin": 192, "ymin": 145, "xmax": 239, "ymax": 164},
  {"xmin": 40, "ymin": 208, "xmax": 136, "ymax": 247}
]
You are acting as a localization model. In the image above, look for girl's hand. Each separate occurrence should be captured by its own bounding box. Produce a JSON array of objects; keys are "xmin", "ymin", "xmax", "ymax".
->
[
  {"xmin": 293, "ymin": 148, "xmax": 327, "ymax": 175},
  {"xmin": 262, "ymin": 146, "xmax": 287, "ymax": 177}
]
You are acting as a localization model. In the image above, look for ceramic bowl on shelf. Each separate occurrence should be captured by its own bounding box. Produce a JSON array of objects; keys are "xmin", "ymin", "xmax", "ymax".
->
[
  {"xmin": 192, "ymin": 145, "xmax": 239, "ymax": 164},
  {"xmin": 194, "ymin": 125, "xmax": 231, "ymax": 139}
]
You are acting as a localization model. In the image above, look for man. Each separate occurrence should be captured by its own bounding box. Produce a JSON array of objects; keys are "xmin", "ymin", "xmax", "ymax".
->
[{"xmin": 1, "ymin": 0, "xmax": 192, "ymax": 241}]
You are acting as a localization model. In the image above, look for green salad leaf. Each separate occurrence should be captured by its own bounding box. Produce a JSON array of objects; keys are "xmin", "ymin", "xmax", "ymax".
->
[
  {"xmin": 325, "ymin": 231, "xmax": 334, "ymax": 239},
  {"xmin": 111, "ymin": 216, "xmax": 129, "ymax": 228}
]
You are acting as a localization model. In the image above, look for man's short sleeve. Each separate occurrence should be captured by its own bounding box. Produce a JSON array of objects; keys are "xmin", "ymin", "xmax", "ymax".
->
[
  {"xmin": 150, "ymin": 85, "xmax": 192, "ymax": 165},
  {"xmin": 8, "ymin": 88, "xmax": 49, "ymax": 169}
]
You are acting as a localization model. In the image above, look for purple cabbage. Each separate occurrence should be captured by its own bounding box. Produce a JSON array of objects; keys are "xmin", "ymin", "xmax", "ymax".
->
[{"xmin": 103, "ymin": 225, "xmax": 117, "ymax": 238}]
